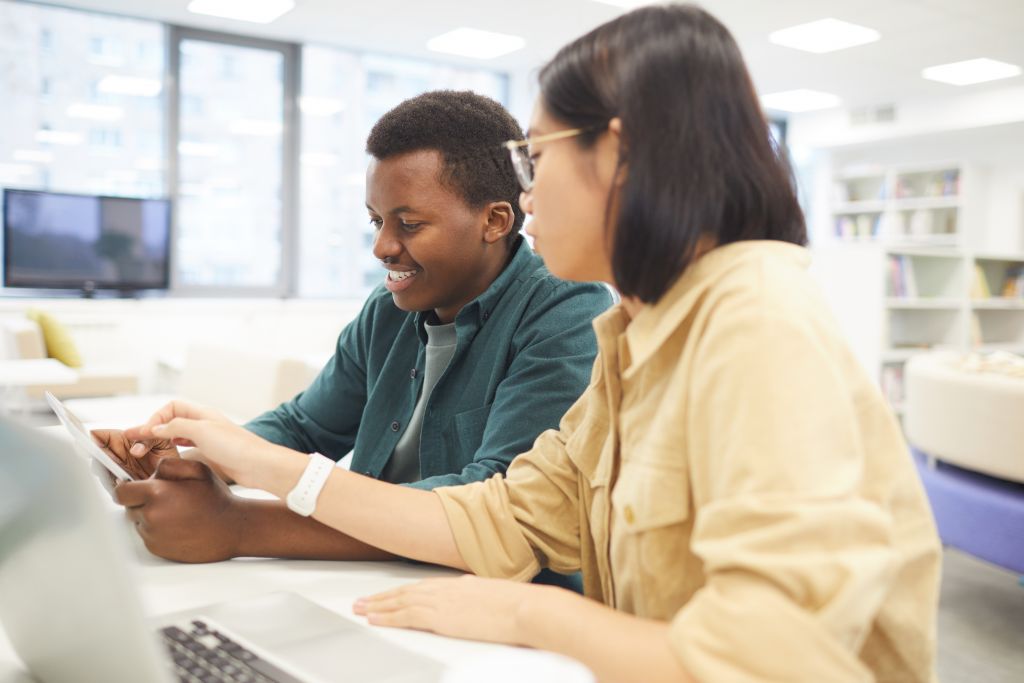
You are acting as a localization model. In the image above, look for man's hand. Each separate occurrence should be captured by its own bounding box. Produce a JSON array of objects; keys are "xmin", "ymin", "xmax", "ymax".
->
[
  {"xmin": 90, "ymin": 428, "xmax": 179, "ymax": 480},
  {"xmin": 113, "ymin": 458, "xmax": 245, "ymax": 563}
]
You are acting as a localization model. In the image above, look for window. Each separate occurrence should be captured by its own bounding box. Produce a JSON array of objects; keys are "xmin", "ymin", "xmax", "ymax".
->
[
  {"xmin": 298, "ymin": 46, "xmax": 508, "ymax": 298},
  {"xmin": 172, "ymin": 31, "xmax": 297, "ymax": 292},
  {"xmin": 0, "ymin": 3, "xmax": 165, "ymax": 198},
  {"xmin": 3, "ymin": 2, "xmax": 510, "ymax": 298},
  {"xmin": 88, "ymin": 127, "xmax": 123, "ymax": 148}
]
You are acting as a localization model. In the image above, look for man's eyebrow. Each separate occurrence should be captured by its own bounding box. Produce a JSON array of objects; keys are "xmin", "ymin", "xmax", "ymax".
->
[{"xmin": 365, "ymin": 204, "xmax": 415, "ymax": 215}]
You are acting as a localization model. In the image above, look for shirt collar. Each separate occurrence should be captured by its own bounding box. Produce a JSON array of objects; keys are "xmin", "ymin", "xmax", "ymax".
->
[
  {"xmin": 620, "ymin": 241, "xmax": 810, "ymax": 374},
  {"xmin": 412, "ymin": 235, "xmax": 536, "ymax": 343}
]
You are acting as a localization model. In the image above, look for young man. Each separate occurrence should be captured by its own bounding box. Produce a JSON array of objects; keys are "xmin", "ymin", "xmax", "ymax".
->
[{"xmin": 100, "ymin": 91, "xmax": 611, "ymax": 566}]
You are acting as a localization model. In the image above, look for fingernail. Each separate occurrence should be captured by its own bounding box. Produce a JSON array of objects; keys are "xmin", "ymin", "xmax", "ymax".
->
[
  {"xmin": 130, "ymin": 443, "xmax": 145, "ymax": 455},
  {"xmin": 152, "ymin": 425, "xmax": 166, "ymax": 434}
]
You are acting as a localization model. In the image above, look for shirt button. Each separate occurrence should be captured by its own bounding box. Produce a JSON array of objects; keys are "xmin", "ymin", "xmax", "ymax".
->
[
  {"xmin": 410, "ymin": 368, "xmax": 417, "ymax": 379},
  {"xmin": 390, "ymin": 420, "xmax": 400, "ymax": 432},
  {"xmin": 623, "ymin": 505, "xmax": 635, "ymax": 525}
]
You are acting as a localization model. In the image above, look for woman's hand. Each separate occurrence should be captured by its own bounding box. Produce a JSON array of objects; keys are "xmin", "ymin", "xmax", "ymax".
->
[
  {"xmin": 146, "ymin": 416, "xmax": 303, "ymax": 493},
  {"xmin": 90, "ymin": 428, "xmax": 180, "ymax": 480},
  {"xmin": 353, "ymin": 575, "xmax": 562, "ymax": 645},
  {"xmin": 123, "ymin": 400, "xmax": 231, "ymax": 456}
]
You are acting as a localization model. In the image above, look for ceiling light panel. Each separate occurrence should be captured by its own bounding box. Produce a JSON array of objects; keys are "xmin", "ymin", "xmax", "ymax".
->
[
  {"xmin": 922, "ymin": 58, "xmax": 1022, "ymax": 86},
  {"xmin": 426, "ymin": 28, "xmax": 525, "ymax": 60},
  {"xmin": 770, "ymin": 18, "xmax": 880, "ymax": 54}
]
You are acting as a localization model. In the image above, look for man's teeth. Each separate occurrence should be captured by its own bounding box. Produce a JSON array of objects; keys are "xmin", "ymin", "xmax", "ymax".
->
[{"xmin": 387, "ymin": 270, "xmax": 416, "ymax": 281}]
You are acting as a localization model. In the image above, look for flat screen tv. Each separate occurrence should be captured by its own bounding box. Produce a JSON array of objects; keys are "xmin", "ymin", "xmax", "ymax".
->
[{"xmin": 2, "ymin": 189, "xmax": 171, "ymax": 294}]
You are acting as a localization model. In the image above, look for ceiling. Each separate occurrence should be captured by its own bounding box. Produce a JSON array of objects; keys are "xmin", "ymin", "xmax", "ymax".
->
[{"xmin": 41, "ymin": 0, "xmax": 1024, "ymax": 112}]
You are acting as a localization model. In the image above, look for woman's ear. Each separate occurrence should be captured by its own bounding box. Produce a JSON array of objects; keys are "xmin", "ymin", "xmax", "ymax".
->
[
  {"xmin": 482, "ymin": 201, "xmax": 515, "ymax": 244},
  {"xmin": 606, "ymin": 117, "xmax": 627, "ymax": 188}
]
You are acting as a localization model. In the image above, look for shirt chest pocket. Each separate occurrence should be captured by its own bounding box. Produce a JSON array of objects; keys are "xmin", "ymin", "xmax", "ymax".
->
[
  {"xmin": 610, "ymin": 462, "xmax": 693, "ymax": 617},
  {"xmin": 449, "ymin": 404, "xmax": 492, "ymax": 460}
]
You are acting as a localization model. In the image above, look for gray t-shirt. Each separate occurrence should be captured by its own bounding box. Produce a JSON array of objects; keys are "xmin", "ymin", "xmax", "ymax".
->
[{"xmin": 381, "ymin": 320, "xmax": 457, "ymax": 483}]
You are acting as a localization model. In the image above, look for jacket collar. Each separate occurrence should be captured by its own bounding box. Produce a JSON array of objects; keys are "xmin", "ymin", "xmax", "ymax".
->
[{"xmin": 620, "ymin": 241, "xmax": 809, "ymax": 375}]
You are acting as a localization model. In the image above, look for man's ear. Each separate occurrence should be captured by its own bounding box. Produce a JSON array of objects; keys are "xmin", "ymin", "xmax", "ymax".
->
[{"xmin": 482, "ymin": 201, "xmax": 515, "ymax": 244}]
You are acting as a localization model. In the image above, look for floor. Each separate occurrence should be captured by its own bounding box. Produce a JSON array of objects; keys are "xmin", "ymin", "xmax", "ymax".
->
[{"xmin": 937, "ymin": 548, "xmax": 1024, "ymax": 683}]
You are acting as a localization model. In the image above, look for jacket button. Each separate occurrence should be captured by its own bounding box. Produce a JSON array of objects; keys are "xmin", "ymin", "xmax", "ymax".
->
[
  {"xmin": 410, "ymin": 368, "xmax": 417, "ymax": 379},
  {"xmin": 623, "ymin": 505, "xmax": 635, "ymax": 525},
  {"xmin": 482, "ymin": 311, "xmax": 490, "ymax": 321},
  {"xmin": 390, "ymin": 420, "xmax": 400, "ymax": 432}
]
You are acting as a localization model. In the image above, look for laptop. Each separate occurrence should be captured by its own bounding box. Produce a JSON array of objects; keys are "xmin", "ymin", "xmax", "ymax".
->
[{"xmin": 0, "ymin": 417, "xmax": 443, "ymax": 683}]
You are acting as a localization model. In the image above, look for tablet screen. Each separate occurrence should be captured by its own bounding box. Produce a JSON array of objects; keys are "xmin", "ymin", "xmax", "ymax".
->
[{"xmin": 44, "ymin": 392, "xmax": 136, "ymax": 481}]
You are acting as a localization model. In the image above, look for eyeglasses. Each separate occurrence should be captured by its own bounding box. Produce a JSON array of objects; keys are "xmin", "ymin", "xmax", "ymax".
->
[{"xmin": 503, "ymin": 128, "xmax": 589, "ymax": 193}]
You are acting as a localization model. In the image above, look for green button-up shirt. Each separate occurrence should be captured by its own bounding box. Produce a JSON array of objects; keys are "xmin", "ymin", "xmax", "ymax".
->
[{"xmin": 245, "ymin": 238, "xmax": 612, "ymax": 490}]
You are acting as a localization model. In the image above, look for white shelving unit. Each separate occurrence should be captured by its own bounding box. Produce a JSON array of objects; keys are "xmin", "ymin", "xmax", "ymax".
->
[
  {"xmin": 826, "ymin": 161, "xmax": 1024, "ymax": 417},
  {"xmin": 831, "ymin": 163, "xmax": 967, "ymax": 245},
  {"xmin": 969, "ymin": 254, "xmax": 1024, "ymax": 355}
]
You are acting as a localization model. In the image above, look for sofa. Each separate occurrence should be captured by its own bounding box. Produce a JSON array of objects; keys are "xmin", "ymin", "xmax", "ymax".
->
[
  {"xmin": 0, "ymin": 317, "xmax": 138, "ymax": 399},
  {"xmin": 905, "ymin": 351, "xmax": 1024, "ymax": 574}
]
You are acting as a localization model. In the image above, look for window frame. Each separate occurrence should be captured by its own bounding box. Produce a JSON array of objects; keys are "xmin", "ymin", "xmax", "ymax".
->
[{"xmin": 167, "ymin": 25, "xmax": 301, "ymax": 297}]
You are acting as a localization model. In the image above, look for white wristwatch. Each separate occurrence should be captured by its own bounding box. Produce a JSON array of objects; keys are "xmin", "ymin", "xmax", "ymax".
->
[{"xmin": 285, "ymin": 452, "xmax": 335, "ymax": 517}]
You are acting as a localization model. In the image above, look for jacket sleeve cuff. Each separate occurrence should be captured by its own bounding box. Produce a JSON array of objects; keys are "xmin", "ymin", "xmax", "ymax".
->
[{"xmin": 434, "ymin": 477, "xmax": 541, "ymax": 583}]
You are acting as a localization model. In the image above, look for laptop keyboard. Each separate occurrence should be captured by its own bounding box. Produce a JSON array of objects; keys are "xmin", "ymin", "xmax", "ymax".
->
[{"xmin": 161, "ymin": 619, "xmax": 305, "ymax": 683}]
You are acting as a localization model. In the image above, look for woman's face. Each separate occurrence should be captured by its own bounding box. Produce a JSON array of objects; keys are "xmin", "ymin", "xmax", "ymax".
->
[
  {"xmin": 519, "ymin": 101, "xmax": 619, "ymax": 286},
  {"xmin": 366, "ymin": 149, "xmax": 513, "ymax": 323}
]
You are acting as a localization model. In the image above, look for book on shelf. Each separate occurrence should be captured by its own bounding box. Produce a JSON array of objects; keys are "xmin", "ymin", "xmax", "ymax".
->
[
  {"xmin": 970, "ymin": 263, "xmax": 991, "ymax": 299},
  {"xmin": 880, "ymin": 364, "xmax": 905, "ymax": 406},
  {"xmin": 894, "ymin": 170, "xmax": 960, "ymax": 199},
  {"xmin": 888, "ymin": 254, "xmax": 918, "ymax": 298},
  {"xmin": 834, "ymin": 214, "xmax": 880, "ymax": 240},
  {"xmin": 1001, "ymin": 265, "xmax": 1024, "ymax": 299},
  {"xmin": 906, "ymin": 210, "xmax": 935, "ymax": 238}
]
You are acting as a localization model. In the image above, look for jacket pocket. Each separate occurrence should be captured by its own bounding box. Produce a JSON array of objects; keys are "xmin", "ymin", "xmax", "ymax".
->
[{"xmin": 610, "ymin": 461, "xmax": 693, "ymax": 617}]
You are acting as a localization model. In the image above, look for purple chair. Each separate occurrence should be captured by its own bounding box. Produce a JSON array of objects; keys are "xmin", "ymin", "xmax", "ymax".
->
[{"xmin": 912, "ymin": 449, "xmax": 1024, "ymax": 574}]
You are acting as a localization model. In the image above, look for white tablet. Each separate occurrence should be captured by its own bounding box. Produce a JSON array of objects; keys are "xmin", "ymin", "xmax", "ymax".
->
[{"xmin": 44, "ymin": 391, "xmax": 136, "ymax": 481}]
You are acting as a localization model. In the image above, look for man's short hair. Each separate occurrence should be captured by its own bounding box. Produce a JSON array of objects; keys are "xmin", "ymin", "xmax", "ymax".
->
[{"xmin": 366, "ymin": 90, "xmax": 526, "ymax": 235}]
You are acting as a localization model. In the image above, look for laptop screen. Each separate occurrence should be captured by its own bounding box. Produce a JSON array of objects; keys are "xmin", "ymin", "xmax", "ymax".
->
[{"xmin": 0, "ymin": 418, "xmax": 171, "ymax": 683}]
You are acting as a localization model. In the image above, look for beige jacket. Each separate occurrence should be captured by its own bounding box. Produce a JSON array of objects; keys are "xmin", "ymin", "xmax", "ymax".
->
[{"xmin": 437, "ymin": 241, "xmax": 940, "ymax": 682}]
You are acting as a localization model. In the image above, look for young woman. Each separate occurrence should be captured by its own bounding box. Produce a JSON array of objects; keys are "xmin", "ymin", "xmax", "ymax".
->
[
  {"xmin": 125, "ymin": 6, "xmax": 940, "ymax": 681},
  {"xmin": 101, "ymin": 91, "xmax": 610, "ymax": 566}
]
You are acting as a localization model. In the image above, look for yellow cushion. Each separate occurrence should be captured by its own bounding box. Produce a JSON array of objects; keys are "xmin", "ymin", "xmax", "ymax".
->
[{"xmin": 26, "ymin": 309, "xmax": 82, "ymax": 368}]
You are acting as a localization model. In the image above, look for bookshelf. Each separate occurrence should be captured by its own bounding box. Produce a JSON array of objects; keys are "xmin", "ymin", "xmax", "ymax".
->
[
  {"xmin": 832, "ymin": 163, "xmax": 964, "ymax": 245},
  {"xmin": 825, "ymin": 161, "xmax": 1024, "ymax": 417},
  {"xmin": 970, "ymin": 254, "xmax": 1024, "ymax": 353}
]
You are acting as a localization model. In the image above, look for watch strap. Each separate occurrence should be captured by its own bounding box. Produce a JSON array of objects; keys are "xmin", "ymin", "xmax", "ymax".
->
[{"xmin": 285, "ymin": 452, "xmax": 335, "ymax": 516}]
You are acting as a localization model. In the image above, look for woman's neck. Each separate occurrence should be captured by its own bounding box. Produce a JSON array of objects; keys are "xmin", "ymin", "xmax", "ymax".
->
[{"xmin": 621, "ymin": 296, "xmax": 644, "ymax": 320}]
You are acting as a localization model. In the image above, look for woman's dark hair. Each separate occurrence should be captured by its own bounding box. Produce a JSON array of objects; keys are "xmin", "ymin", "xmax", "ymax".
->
[
  {"xmin": 366, "ymin": 90, "xmax": 526, "ymax": 238},
  {"xmin": 538, "ymin": 4, "xmax": 807, "ymax": 303}
]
